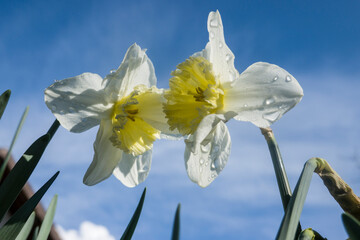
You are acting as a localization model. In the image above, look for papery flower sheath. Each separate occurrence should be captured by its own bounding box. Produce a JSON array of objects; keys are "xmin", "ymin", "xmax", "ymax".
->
[
  {"xmin": 164, "ymin": 11, "xmax": 303, "ymax": 187},
  {"xmin": 45, "ymin": 44, "xmax": 171, "ymax": 187}
]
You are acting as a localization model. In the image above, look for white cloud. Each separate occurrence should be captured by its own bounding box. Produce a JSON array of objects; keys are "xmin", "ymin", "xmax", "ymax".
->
[{"xmin": 56, "ymin": 221, "xmax": 115, "ymax": 240}]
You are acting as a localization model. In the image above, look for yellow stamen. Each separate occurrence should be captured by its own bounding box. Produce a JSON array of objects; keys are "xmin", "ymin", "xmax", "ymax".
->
[
  {"xmin": 164, "ymin": 56, "xmax": 224, "ymax": 135},
  {"xmin": 110, "ymin": 86, "xmax": 161, "ymax": 156}
]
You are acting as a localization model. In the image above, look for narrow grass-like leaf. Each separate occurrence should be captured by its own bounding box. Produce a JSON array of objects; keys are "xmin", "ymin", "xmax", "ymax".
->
[
  {"xmin": 0, "ymin": 89, "xmax": 11, "ymax": 119},
  {"xmin": 120, "ymin": 188, "xmax": 146, "ymax": 240},
  {"xmin": 0, "ymin": 106, "xmax": 29, "ymax": 180},
  {"xmin": 276, "ymin": 158, "xmax": 318, "ymax": 240},
  {"xmin": 0, "ymin": 119, "xmax": 60, "ymax": 221},
  {"xmin": 15, "ymin": 212, "xmax": 36, "ymax": 240},
  {"xmin": 36, "ymin": 194, "xmax": 58, "ymax": 240},
  {"xmin": 0, "ymin": 134, "xmax": 49, "ymax": 221},
  {"xmin": 342, "ymin": 212, "xmax": 360, "ymax": 239},
  {"xmin": 171, "ymin": 204, "xmax": 181, "ymax": 240},
  {"xmin": 32, "ymin": 227, "xmax": 39, "ymax": 240},
  {"xmin": 0, "ymin": 172, "xmax": 59, "ymax": 240}
]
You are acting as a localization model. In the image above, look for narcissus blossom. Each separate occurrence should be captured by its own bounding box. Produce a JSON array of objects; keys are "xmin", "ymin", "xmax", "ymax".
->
[
  {"xmin": 45, "ymin": 44, "xmax": 171, "ymax": 187},
  {"xmin": 164, "ymin": 11, "xmax": 303, "ymax": 187}
]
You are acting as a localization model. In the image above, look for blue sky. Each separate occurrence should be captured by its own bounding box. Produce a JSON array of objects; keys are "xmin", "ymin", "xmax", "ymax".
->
[{"xmin": 1, "ymin": 0, "xmax": 360, "ymax": 239}]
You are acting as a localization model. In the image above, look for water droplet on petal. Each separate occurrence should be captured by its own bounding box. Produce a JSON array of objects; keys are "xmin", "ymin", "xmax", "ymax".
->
[
  {"xmin": 211, "ymin": 162, "xmax": 215, "ymax": 169},
  {"xmin": 199, "ymin": 167, "xmax": 203, "ymax": 173},
  {"xmin": 51, "ymin": 105, "xmax": 57, "ymax": 111},
  {"xmin": 210, "ymin": 19, "xmax": 219, "ymax": 27},
  {"xmin": 243, "ymin": 104, "xmax": 248, "ymax": 108},
  {"xmin": 285, "ymin": 75, "xmax": 292, "ymax": 82},
  {"xmin": 219, "ymin": 42, "xmax": 223, "ymax": 48},
  {"xmin": 200, "ymin": 158, "xmax": 205, "ymax": 165},
  {"xmin": 174, "ymin": 69, "xmax": 182, "ymax": 75},
  {"xmin": 110, "ymin": 69, "xmax": 116, "ymax": 74},
  {"xmin": 229, "ymin": 70, "xmax": 236, "ymax": 82},
  {"xmin": 263, "ymin": 111, "xmax": 281, "ymax": 122},
  {"xmin": 205, "ymin": 161, "xmax": 209, "ymax": 166},
  {"xmin": 69, "ymin": 107, "xmax": 75, "ymax": 113},
  {"xmin": 210, "ymin": 31, "xmax": 215, "ymax": 39},
  {"xmin": 211, "ymin": 174, "xmax": 216, "ymax": 178},
  {"xmin": 272, "ymin": 76, "xmax": 278, "ymax": 82},
  {"xmin": 264, "ymin": 97, "xmax": 275, "ymax": 105},
  {"xmin": 208, "ymin": 177, "xmax": 211, "ymax": 182},
  {"xmin": 225, "ymin": 54, "xmax": 232, "ymax": 62},
  {"xmin": 201, "ymin": 144, "xmax": 210, "ymax": 153}
]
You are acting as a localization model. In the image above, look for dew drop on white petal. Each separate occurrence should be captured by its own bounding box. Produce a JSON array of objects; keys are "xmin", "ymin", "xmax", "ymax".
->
[
  {"xmin": 264, "ymin": 97, "xmax": 275, "ymax": 105},
  {"xmin": 199, "ymin": 158, "xmax": 205, "ymax": 165},
  {"xmin": 210, "ymin": 19, "xmax": 219, "ymax": 27},
  {"xmin": 225, "ymin": 54, "xmax": 232, "ymax": 62},
  {"xmin": 272, "ymin": 76, "xmax": 278, "ymax": 82},
  {"xmin": 210, "ymin": 31, "xmax": 215, "ymax": 39},
  {"xmin": 219, "ymin": 42, "xmax": 223, "ymax": 48},
  {"xmin": 205, "ymin": 161, "xmax": 209, "ymax": 166},
  {"xmin": 211, "ymin": 162, "xmax": 215, "ymax": 169},
  {"xmin": 243, "ymin": 104, "xmax": 248, "ymax": 108},
  {"xmin": 69, "ymin": 107, "xmax": 75, "ymax": 113},
  {"xmin": 201, "ymin": 144, "xmax": 210, "ymax": 153},
  {"xmin": 229, "ymin": 70, "xmax": 236, "ymax": 82},
  {"xmin": 208, "ymin": 177, "xmax": 211, "ymax": 182},
  {"xmin": 110, "ymin": 69, "xmax": 116, "ymax": 74},
  {"xmin": 285, "ymin": 75, "xmax": 292, "ymax": 82},
  {"xmin": 51, "ymin": 105, "xmax": 57, "ymax": 111},
  {"xmin": 199, "ymin": 167, "xmax": 203, "ymax": 173},
  {"xmin": 211, "ymin": 174, "xmax": 216, "ymax": 178},
  {"xmin": 263, "ymin": 111, "xmax": 281, "ymax": 122}
]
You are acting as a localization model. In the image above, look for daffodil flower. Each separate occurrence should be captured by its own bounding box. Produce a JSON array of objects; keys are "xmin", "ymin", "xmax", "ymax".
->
[
  {"xmin": 164, "ymin": 11, "xmax": 303, "ymax": 187},
  {"xmin": 45, "ymin": 44, "xmax": 171, "ymax": 187}
]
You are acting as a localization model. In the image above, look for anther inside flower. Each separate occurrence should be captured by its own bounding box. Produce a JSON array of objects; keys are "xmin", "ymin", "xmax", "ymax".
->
[
  {"xmin": 164, "ymin": 56, "xmax": 224, "ymax": 135},
  {"xmin": 110, "ymin": 85, "xmax": 161, "ymax": 156}
]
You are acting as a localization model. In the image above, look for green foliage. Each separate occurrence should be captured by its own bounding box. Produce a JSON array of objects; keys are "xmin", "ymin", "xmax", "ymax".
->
[
  {"xmin": 0, "ymin": 89, "xmax": 11, "ymax": 119},
  {"xmin": 342, "ymin": 212, "xmax": 360, "ymax": 239},
  {"xmin": 36, "ymin": 195, "xmax": 58, "ymax": 240},
  {"xmin": 171, "ymin": 204, "xmax": 181, "ymax": 240},
  {"xmin": 0, "ymin": 172, "xmax": 59, "ymax": 240},
  {"xmin": 14, "ymin": 212, "xmax": 35, "ymax": 240},
  {"xmin": 276, "ymin": 158, "xmax": 318, "ymax": 240},
  {"xmin": 0, "ymin": 106, "xmax": 29, "ymax": 180},
  {"xmin": 120, "ymin": 188, "xmax": 146, "ymax": 240}
]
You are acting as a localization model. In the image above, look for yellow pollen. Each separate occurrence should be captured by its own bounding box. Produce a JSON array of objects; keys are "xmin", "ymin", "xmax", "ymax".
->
[
  {"xmin": 110, "ymin": 87, "xmax": 161, "ymax": 156},
  {"xmin": 164, "ymin": 56, "xmax": 224, "ymax": 135}
]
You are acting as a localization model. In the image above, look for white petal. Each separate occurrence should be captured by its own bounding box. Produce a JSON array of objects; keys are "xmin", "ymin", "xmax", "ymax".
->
[
  {"xmin": 223, "ymin": 62, "xmax": 304, "ymax": 128},
  {"xmin": 113, "ymin": 150, "xmax": 152, "ymax": 187},
  {"xmin": 193, "ymin": 10, "xmax": 239, "ymax": 88},
  {"xmin": 45, "ymin": 73, "xmax": 112, "ymax": 133},
  {"xmin": 83, "ymin": 120, "xmax": 122, "ymax": 186},
  {"xmin": 185, "ymin": 121, "xmax": 231, "ymax": 188},
  {"xmin": 104, "ymin": 43, "xmax": 156, "ymax": 102}
]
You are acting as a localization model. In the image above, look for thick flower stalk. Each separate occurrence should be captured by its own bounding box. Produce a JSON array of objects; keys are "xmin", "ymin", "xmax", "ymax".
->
[
  {"xmin": 45, "ymin": 44, "xmax": 172, "ymax": 187},
  {"xmin": 164, "ymin": 11, "xmax": 304, "ymax": 187}
]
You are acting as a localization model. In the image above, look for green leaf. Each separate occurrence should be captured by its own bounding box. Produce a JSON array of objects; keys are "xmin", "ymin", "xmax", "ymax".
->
[
  {"xmin": 15, "ymin": 212, "xmax": 35, "ymax": 240},
  {"xmin": 32, "ymin": 226, "xmax": 39, "ymax": 240},
  {"xmin": 0, "ymin": 134, "xmax": 49, "ymax": 221},
  {"xmin": 0, "ymin": 119, "xmax": 60, "ymax": 221},
  {"xmin": 342, "ymin": 212, "xmax": 360, "ymax": 239},
  {"xmin": 275, "ymin": 158, "xmax": 318, "ymax": 240},
  {"xmin": 36, "ymin": 195, "xmax": 58, "ymax": 240},
  {"xmin": 0, "ymin": 89, "xmax": 11, "ymax": 119},
  {"xmin": 0, "ymin": 106, "xmax": 29, "ymax": 180},
  {"xmin": 171, "ymin": 204, "xmax": 181, "ymax": 240},
  {"xmin": 120, "ymin": 188, "xmax": 146, "ymax": 240},
  {"xmin": 0, "ymin": 172, "xmax": 59, "ymax": 240}
]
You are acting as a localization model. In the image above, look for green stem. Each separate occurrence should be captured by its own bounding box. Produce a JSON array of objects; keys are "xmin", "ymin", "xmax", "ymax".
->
[
  {"xmin": 47, "ymin": 120, "xmax": 60, "ymax": 141},
  {"xmin": 261, "ymin": 127, "xmax": 292, "ymax": 210}
]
